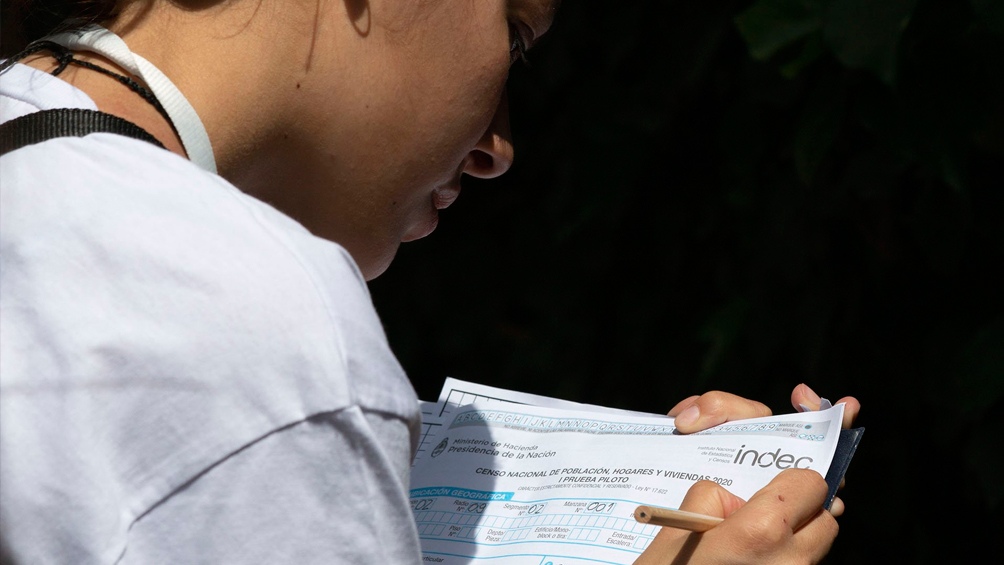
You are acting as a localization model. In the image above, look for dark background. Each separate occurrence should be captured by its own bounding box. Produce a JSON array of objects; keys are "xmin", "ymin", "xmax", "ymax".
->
[{"xmin": 371, "ymin": 0, "xmax": 1004, "ymax": 563}]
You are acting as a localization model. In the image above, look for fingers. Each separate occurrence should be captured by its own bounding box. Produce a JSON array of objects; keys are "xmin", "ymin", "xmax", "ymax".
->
[
  {"xmin": 636, "ymin": 481, "xmax": 744, "ymax": 564},
  {"xmin": 834, "ymin": 396, "xmax": 861, "ymax": 429},
  {"xmin": 677, "ymin": 479, "xmax": 746, "ymax": 519},
  {"xmin": 791, "ymin": 383, "xmax": 826, "ymax": 413},
  {"xmin": 829, "ymin": 496, "xmax": 845, "ymax": 517},
  {"xmin": 792, "ymin": 508, "xmax": 839, "ymax": 563},
  {"xmin": 739, "ymin": 468, "xmax": 831, "ymax": 531},
  {"xmin": 667, "ymin": 395, "xmax": 700, "ymax": 417},
  {"xmin": 724, "ymin": 469, "xmax": 839, "ymax": 563},
  {"xmin": 668, "ymin": 391, "xmax": 772, "ymax": 434},
  {"xmin": 791, "ymin": 384, "xmax": 861, "ymax": 429},
  {"xmin": 671, "ymin": 385, "xmax": 862, "ymax": 434},
  {"xmin": 635, "ymin": 471, "xmax": 840, "ymax": 564}
]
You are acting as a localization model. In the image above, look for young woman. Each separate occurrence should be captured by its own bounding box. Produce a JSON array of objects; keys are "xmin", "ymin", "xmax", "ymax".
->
[{"xmin": 0, "ymin": 1, "xmax": 860, "ymax": 563}]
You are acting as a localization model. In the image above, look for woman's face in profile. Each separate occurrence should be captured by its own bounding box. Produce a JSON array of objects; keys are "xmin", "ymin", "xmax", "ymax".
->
[{"xmin": 274, "ymin": 0, "xmax": 559, "ymax": 279}]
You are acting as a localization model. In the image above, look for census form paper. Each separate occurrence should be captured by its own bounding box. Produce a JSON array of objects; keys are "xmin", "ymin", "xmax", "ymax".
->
[
  {"xmin": 414, "ymin": 378, "xmax": 654, "ymax": 467},
  {"xmin": 410, "ymin": 396, "xmax": 844, "ymax": 564}
]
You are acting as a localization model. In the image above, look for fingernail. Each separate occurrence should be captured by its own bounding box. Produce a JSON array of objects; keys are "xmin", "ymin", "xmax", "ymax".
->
[
  {"xmin": 802, "ymin": 384, "xmax": 821, "ymax": 406},
  {"xmin": 675, "ymin": 405, "xmax": 700, "ymax": 427},
  {"xmin": 829, "ymin": 496, "xmax": 845, "ymax": 517},
  {"xmin": 798, "ymin": 403, "xmax": 813, "ymax": 413}
]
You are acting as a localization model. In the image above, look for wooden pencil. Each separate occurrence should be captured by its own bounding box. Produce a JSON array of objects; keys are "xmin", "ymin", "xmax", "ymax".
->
[{"xmin": 634, "ymin": 505, "xmax": 724, "ymax": 532}]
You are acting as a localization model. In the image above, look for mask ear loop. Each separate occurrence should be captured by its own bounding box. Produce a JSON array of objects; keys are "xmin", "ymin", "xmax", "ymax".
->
[
  {"xmin": 50, "ymin": 43, "xmax": 74, "ymax": 75},
  {"xmin": 0, "ymin": 41, "xmax": 63, "ymax": 73}
]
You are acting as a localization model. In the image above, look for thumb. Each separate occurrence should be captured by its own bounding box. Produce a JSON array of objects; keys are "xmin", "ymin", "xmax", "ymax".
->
[
  {"xmin": 677, "ymin": 480, "xmax": 746, "ymax": 518},
  {"xmin": 634, "ymin": 481, "xmax": 746, "ymax": 564}
]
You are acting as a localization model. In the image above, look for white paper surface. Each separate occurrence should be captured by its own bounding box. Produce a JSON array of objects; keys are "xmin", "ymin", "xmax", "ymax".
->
[{"xmin": 411, "ymin": 378, "xmax": 844, "ymax": 564}]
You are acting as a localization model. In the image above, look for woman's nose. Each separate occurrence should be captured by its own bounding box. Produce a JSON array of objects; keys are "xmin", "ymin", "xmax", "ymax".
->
[{"xmin": 464, "ymin": 91, "xmax": 514, "ymax": 179}]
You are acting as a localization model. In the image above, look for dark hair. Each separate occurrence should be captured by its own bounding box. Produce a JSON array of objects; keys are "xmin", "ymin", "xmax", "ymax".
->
[{"xmin": 1, "ymin": 1, "xmax": 119, "ymax": 56}]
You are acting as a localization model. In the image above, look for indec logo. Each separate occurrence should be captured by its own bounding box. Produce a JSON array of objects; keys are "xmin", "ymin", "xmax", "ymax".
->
[{"xmin": 732, "ymin": 445, "xmax": 814, "ymax": 469}]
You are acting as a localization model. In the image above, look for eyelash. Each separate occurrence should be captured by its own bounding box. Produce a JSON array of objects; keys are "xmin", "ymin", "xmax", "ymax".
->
[{"xmin": 508, "ymin": 21, "xmax": 530, "ymax": 65}]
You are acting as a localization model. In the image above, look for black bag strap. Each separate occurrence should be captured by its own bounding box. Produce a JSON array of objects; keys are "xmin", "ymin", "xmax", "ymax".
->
[
  {"xmin": 1, "ymin": 40, "xmax": 173, "ymax": 156},
  {"xmin": 0, "ymin": 108, "xmax": 166, "ymax": 156}
]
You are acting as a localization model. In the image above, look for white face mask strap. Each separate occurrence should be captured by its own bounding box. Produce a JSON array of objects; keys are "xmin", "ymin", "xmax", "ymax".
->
[{"xmin": 47, "ymin": 25, "xmax": 218, "ymax": 174}]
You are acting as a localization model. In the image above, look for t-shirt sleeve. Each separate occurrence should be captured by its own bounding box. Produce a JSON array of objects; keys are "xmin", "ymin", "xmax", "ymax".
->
[
  {"xmin": 121, "ymin": 407, "xmax": 421, "ymax": 564},
  {"xmin": 1, "ymin": 122, "xmax": 420, "ymax": 563}
]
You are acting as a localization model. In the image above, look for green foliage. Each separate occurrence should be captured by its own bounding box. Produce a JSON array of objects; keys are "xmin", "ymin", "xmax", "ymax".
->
[
  {"xmin": 972, "ymin": 0, "xmax": 1004, "ymax": 33},
  {"xmin": 735, "ymin": 0, "xmax": 825, "ymax": 61},
  {"xmin": 371, "ymin": 0, "xmax": 1004, "ymax": 562},
  {"xmin": 737, "ymin": 0, "xmax": 918, "ymax": 83},
  {"xmin": 824, "ymin": 0, "xmax": 917, "ymax": 84}
]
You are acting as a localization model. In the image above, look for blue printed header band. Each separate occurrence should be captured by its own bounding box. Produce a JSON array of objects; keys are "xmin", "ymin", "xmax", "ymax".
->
[{"xmin": 411, "ymin": 487, "xmax": 515, "ymax": 502}]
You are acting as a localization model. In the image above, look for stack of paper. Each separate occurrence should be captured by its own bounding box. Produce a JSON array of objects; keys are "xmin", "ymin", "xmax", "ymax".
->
[{"xmin": 409, "ymin": 378, "xmax": 863, "ymax": 564}]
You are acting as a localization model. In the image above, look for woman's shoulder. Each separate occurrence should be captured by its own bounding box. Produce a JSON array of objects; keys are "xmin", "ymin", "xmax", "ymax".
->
[
  {"xmin": 1, "ymin": 59, "xmax": 414, "ymax": 412},
  {"xmin": 0, "ymin": 61, "xmax": 99, "ymax": 118},
  {"xmin": 1, "ymin": 122, "xmax": 402, "ymax": 393},
  {"xmin": 0, "ymin": 124, "xmax": 419, "ymax": 562}
]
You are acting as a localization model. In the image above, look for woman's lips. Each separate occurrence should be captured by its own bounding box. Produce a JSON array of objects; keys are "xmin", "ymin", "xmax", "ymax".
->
[
  {"xmin": 402, "ymin": 183, "xmax": 462, "ymax": 242},
  {"xmin": 432, "ymin": 183, "xmax": 462, "ymax": 210}
]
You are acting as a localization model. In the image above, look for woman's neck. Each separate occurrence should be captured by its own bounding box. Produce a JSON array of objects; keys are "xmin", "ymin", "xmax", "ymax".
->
[{"xmin": 107, "ymin": 2, "xmax": 307, "ymax": 179}]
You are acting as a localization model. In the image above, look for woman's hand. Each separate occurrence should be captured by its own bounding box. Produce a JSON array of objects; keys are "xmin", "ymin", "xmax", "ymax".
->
[
  {"xmin": 634, "ymin": 469, "xmax": 838, "ymax": 564},
  {"xmin": 639, "ymin": 384, "xmax": 862, "ymax": 563},
  {"xmin": 667, "ymin": 384, "xmax": 861, "ymax": 433}
]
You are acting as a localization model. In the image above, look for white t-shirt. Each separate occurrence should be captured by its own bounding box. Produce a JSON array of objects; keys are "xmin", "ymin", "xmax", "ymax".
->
[{"xmin": 0, "ymin": 62, "xmax": 423, "ymax": 563}]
